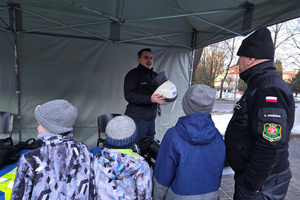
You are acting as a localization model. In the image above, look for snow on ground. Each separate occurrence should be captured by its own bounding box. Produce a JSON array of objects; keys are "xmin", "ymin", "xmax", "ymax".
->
[
  {"xmin": 292, "ymin": 124, "xmax": 300, "ymax": 134},
  {"xmin": 211, "ymin": 114, "xmax": 231, "ymax": 136},
  {"xmin": 211, "ymin": 114, "xmax": 300, "ymax": 136}
]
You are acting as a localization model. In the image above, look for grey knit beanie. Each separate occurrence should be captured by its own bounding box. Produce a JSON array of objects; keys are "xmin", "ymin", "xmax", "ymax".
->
[
  {"xmin": 105, "ymin": 115, "xmax": 137, "ymax": 149},
  {"xmin": 34, "ymin": 99, "xmax": 78, "ymax": 134},
  {"xmin": 182, "ymin": 84, "xmax": 216, "ymax": 115}
]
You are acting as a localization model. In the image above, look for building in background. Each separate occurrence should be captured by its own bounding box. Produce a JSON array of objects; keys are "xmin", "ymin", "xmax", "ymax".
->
[{"xmin": 283, "ymin": 69, "xmax": 298, "ymax": 82}]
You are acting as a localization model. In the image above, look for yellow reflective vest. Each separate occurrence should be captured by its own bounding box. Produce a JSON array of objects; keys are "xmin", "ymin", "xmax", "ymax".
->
[{"xmin": 0, "ymin": 167, "xmax": 17, "ymax": 200}]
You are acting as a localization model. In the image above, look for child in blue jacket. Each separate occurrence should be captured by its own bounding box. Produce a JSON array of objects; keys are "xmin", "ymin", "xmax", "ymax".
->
[{"xmin": 153, "ymin": 84, "xmax": 225, "ymax": 200}]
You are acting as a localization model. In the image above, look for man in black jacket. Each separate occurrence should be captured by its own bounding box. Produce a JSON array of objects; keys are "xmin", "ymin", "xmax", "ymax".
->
[
  {"xmin": 225, "ymin": 27, "xmax": 295, "ymax": 200},
  {"xmin": 124, "ymin": 48, "xmax": 165, "ymax": 143}
]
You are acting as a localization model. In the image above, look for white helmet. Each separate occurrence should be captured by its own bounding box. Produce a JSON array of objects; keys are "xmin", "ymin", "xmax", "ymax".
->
[{"xmin": 151, "ymin": 72, "xmax": 178, "ymax": 114}]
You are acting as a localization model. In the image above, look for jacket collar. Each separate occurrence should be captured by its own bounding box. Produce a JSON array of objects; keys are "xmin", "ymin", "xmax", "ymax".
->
[
  {"xmin": 137, "ymin": 63, "xmax": 153, "ymax": 73},
  {"xmin": 239, "ymin": 60, "xmax": 276, "ymax": 85},
  {"xmin": 40, "ymin": 132, "xmax": 74, "ymax": 145}
]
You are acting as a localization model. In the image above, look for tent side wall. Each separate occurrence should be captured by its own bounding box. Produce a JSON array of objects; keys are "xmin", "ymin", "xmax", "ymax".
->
[
  {"xmin": 0, "ymin": 31, "xmax": 18, "ymax": 121},
  {"xmin": 0, "ymin": 32, "xmax": 191, "ymax": 146}
]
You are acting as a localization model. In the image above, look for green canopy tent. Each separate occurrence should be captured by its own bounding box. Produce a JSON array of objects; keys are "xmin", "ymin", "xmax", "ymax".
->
[{"xmin": 1, "ymin": 0, "xmax": 300, "ymax": 146}]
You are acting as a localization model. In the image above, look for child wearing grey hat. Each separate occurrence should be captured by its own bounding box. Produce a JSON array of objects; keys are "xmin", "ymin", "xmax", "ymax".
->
[
  {"xmin": 153, "ymin": 84, "xmax": 225, "ymax": 200},
  {"xmin": 91, "ymin": 115, "xmax": 152, "ymax": 200},
  {"xmin": 11, "ymin": 99, "xmax": 93, "ymax": 200}
]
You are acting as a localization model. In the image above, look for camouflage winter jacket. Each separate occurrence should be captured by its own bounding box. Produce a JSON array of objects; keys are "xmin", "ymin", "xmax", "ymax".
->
[
  {"xmin": 11, "ymin": 132, "xmax": 93, "ymax": 200},
  {"xmin": 91, "ymin": 147, "xmax": 152, "ymax": 199}
]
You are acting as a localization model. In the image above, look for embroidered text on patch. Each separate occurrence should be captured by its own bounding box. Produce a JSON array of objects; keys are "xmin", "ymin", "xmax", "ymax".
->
[
  {"xmin": 263, "ymin": 123, "xmax": 281, "ymax": 142},
  {"xmin": 266, "ymin": 96, "xmax": 277, "ymax": 103},
  {"xmin": 263, "ymin": 113, "xmax": 282, "ymax": 118}
]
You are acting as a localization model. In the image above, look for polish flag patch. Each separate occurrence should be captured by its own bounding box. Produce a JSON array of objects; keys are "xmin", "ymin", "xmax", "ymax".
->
[{"xmin": 266, "ymin": 96, "xmax": 277, "ymax": 103}]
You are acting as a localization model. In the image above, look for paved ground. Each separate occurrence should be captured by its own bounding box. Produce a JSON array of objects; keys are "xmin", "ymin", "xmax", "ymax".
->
[{"xmin": 220, "ymin": 135, "xmax": 300, "ymax": 199}]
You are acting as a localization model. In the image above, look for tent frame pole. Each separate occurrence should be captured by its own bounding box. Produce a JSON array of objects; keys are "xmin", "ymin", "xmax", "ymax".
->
[
  {"xmin": 189, "ymin": 29, "xmax": 197, "ymax": 87},
  {"xmin": 10, "ymin": 4, "xmax": 22, "ymax": 142}
]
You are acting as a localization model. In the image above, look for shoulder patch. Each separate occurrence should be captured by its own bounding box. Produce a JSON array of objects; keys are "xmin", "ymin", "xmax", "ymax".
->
[
  {"xmin": 266, "ymin": 96, "xmax": 277, "ymax": 103},
  {"xmin": 263, "ymin": 123, "xmax": 281, "ymax": 142}
]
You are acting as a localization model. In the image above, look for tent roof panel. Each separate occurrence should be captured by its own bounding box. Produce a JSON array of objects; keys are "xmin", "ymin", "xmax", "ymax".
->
[{"xmin": 0, "ymin": 0, "xmax": 299, "ymax": 49}]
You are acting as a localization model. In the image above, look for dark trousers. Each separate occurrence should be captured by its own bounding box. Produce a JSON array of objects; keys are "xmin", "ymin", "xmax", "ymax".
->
[
  {"xmin": 132, "ymin": 118, "xmax": 155, "ymax": 143},
  {"xmin": 234, "ymin": 167, "xmax": 291, "ymax": 200}
]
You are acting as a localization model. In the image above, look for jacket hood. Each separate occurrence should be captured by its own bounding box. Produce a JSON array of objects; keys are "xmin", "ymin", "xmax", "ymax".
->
[
  {"xmin": 176, "ymin": 113, "xmax": 220, "ymax": 145},
  {"xmin": 95, "ymin": 148, "xmax": 148, "ymax": 180}
]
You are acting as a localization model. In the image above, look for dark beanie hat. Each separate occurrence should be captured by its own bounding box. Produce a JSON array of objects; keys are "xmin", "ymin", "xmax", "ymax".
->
[
  {"xmin": 237, "ymin": 27, "xmax": 274, "ymax": 60},
  {"xmin": 35, "ymin": 99, "xmax": 78, "ymax": 134}
]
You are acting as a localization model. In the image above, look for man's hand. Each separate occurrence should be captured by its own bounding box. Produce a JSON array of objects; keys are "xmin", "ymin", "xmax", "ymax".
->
[{"xmin": 151, "ymin": 94, "xmax": 166, "ymax": 104}]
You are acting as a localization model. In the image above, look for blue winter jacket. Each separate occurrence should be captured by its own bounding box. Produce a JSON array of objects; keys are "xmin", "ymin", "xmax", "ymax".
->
[{"xmin": 153, "ymin": 112, "xmax": 225, "ymax": 200}]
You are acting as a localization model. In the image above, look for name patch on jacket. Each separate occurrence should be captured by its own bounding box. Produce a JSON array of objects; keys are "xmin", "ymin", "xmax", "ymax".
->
[
  {"xmin": 263, "ymin": 123, "xmax": 281, "ymax": 142},
  {"xmin": 263, "ymin": 113, "xmax": 282, "ymax": 118}
]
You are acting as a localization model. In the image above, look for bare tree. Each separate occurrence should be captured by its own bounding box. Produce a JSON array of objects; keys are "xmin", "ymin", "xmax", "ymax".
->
[
  {"xmin": 270, "ymin": 18, "xmax": 300, "ymax": 70},
  {"xmin": 193, "ymin": 43, "xmax": 225, "ymax": 87},
  {"xmin": 291, "ymin": 35, "xmax": 300, "ymax": 68},
  {"xmin": 225, "ymin": 76, "xmax": 234, "ymax": 90},
  {"xmin": 289, "ymin": 19, "xmax": 300, "ymax": 68},
  {"xmin": 191, "ymin": 17, "xmax": 300, "ymax": 94},
  {"xmin": 218, "ymin": 38, "xmax": 237, "ymax": 99},
  {"xmin": 192, "ymin": 48, "xmax": 204, "ymax": 84}
]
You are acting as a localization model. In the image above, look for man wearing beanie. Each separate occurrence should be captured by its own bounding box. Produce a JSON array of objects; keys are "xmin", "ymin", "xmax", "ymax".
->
[
  {"xmin": 225, "ymin": 27, "xmax": 295, "ymax": 200},
  {"xmin": 11, "ymin": 99, "xmax": 93, "ymax": 199},
  {"xmin": 91, "ymin": 115, "xmax": 152, "ymax": 199},
  {"xmin": 153, "ymin": 84, "xmax": 225, "ymax": 200}
]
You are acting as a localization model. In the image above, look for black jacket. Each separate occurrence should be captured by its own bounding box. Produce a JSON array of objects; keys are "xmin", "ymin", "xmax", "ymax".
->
[
  {"xmin": 124, "ymin": 64, "xmax": 158, "ymax": 120},
  {"xmin": 225, "ymin": 61, "xmax": 295, "ymax": 192}
]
